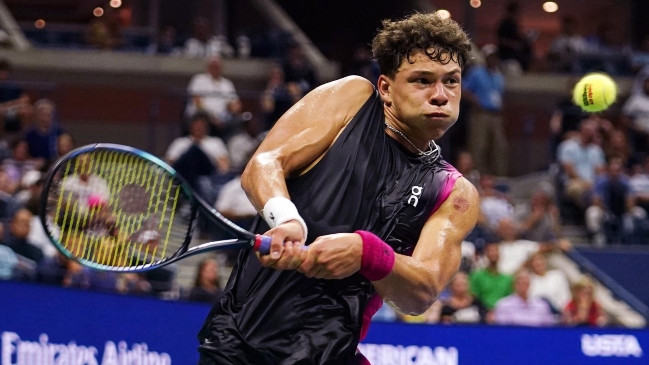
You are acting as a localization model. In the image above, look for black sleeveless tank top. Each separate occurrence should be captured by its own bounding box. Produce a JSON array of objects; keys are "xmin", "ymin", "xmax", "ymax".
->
[{"xmin": 198, "ymin": 90, "xmax": 461, "ymax": 365}]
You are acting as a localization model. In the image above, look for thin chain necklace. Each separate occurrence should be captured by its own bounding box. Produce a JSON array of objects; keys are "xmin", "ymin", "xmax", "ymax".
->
[{"xmin": 384, "ymin": 122, "xmax": 439, "ymax": 157}]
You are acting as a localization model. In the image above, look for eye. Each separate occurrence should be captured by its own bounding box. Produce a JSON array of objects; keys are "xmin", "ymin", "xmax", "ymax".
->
[
  {"xmin": 446, "ymin": 77, "xmax": 460, "ymax": 85},
  {"xmin": 414, "ymin": 78, "xmax": 430, "ymax": 84}
]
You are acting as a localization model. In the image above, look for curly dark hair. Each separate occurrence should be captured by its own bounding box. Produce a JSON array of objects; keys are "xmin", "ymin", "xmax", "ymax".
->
[{"xmin": 372, "ymin": 13, "xmax": 472, "ymax": 77}]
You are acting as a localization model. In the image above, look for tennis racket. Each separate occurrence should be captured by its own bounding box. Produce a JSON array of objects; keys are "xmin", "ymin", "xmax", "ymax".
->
[{"xmin": 40, "ymin": 143, "xmax": 272, "ymax": 272}]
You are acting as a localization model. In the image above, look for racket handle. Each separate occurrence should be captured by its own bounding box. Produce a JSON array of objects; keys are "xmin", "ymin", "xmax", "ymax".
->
[{"xmin": 253, "ymin": 235, "xmax": 273, "ymax": 255}]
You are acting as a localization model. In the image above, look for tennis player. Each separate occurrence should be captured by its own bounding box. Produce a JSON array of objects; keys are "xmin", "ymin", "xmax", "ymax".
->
[{"xmin": 198, "ymin": 13, "xmax": 479, "ymax": 364}]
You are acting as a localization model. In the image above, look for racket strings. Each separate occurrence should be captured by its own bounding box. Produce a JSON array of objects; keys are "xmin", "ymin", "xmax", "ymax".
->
[{"xmin": 45, "ymin": 150, "xmax": 191, "ymax": 270}]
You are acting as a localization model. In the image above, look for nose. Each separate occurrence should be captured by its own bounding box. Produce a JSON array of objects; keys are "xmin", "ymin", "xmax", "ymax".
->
[{"xmin": 429, "ymin": 82, "xmax": 449, "ymax": 106}]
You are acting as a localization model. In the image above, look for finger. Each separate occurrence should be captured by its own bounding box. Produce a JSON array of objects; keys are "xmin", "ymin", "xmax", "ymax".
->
[
  {"xmin": 285, "ymin": 242, "xmax": 304, "ymax": 270},
  {"xmin": 298, "ymin": 249, "xmax": 317, "ymax": 275},
  {"xmin": 269, "ymin": 230, "xmax": 286, "ymax": 260},
  {"xmin": 313, "ymin": 265, "xmax": 329, "ymax": 279},
  {"xmin": 274, "ymin": 241, "xmax": 296, "ymax": 269}
]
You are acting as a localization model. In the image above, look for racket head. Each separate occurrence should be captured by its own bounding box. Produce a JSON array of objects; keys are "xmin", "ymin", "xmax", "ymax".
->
[{"xmin": 40, "ymin": 144, "xmax": 198, "ymax": 272}]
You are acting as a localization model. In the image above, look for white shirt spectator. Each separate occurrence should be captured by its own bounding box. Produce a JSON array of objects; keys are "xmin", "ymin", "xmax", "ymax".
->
[
  {"xmin": 28, "ymin": 215, "xmax": 58, "ymax": 258},
  {"xmin": 549, "ymin": 34, "xmax": 588, "ymax": 55},
  {"xmin": 215, "ymin": 177, "xmax": 257, "ymax": 217},
  {"xmin": 498, "ymin": 239, "xmax": 539, "ymax": 275},
  {"xmin": 228, "ymin": 133, "xmax": 258, "ymax": 171},
  {"xmin": 557, "ymin": 138, "xmax": 606, "ymax": 183},
  {"xmin": 61, "ymin": 175, "xmax": 110, "ymax": 211},
  {"xmin": 481, "ymin": 196, "xmax": 514, "ymax": 228},
  {"xmin": 165, "ymin": 137, "xmax": 228, "ymax": 164},
  {"xmin": 186, "ymin": 73, "xmax": 238, "ymax": 119},
  {"xmin": 623, "ymin": 93, "xmax": 649, "ymax": 134},
  {"xmin": 184, "ymin": 35, "xmax": 234, "ymax": 59},
  {"xmin": 630, "ymin": 172, "xmax": 649, "ymax": 195},
  {"xmin": 530, "ymin": 269, "xmax": 571, "ymax": 310},
  {"xmin": 494, "ymin": 294, "xmax": 555, "ymax": 327}
]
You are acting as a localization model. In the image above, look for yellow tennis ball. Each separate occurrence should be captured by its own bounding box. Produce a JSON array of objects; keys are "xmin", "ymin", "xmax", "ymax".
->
[{"xmin": 572, "ymin": 73, "xmax": 617, "ymax": 113}]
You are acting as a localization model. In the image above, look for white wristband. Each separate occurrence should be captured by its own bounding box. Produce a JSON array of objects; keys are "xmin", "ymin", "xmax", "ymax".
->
[{"xmin": 262, "ymin": 197, "xmax": 308, "ymax": 241}]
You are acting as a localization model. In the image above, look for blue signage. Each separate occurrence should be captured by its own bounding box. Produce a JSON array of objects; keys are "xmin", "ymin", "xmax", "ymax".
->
[{"xmin": 2, "ymin": 281, "xmax": 648, "ymax": 365}]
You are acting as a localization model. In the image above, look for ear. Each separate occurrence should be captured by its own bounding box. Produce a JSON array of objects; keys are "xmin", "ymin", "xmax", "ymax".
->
[{"xmin": 377, "ymin": 75, "xmax": 393, "ymax": 106}]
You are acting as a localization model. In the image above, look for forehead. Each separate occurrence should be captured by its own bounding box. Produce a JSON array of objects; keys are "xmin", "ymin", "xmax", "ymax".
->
[{"xmin": 395, "ymin": 51, "xmax": 461, "ymax": 75}]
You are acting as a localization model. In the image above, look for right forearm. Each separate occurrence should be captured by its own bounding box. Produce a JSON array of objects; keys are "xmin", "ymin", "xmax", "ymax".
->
[{"xmin": 241, "ymin": 152, "xmax": 291, "ymax": 211}]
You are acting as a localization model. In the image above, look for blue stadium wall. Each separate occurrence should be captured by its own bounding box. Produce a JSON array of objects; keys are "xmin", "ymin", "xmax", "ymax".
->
[{"xmin": 2, "ymin": 281, "xmax": 648, "ymax": 365}]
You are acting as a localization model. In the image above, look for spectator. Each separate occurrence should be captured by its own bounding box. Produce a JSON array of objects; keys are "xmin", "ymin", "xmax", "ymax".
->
[
  {"xmin": 118, "ymin": 273, "xmax": 153, "ymax": 295},
  {"xmin": 630, "ymin": 36, "xmax": 649, "ymax": 73},
  {"xmin": 166, "ymin": 113, "xmax": 229, "ymax": 201},
  {"xmin": 557, "ymin": 118, "xmax": 606, "ymax": 209},
  {"xmin": 260, "ymin": 65, "xmax": 303, "ymax": 130},
  {"xmin": 188, "ymin": 258, "xmax": 222, "ymax": 304},
  {"xmin": 583, "ymin": 23, "xmax": 625, "ymax": 75},
  {"xmin": 24, "ymin": 99, "xmax": 64, "ymax": 163},
  {"xmin": 516, "ymin": 188, "xmax": 561, "ymax": 244},
  {"xmin": 0, "ymin": 170, "xmax": 18, "ymax": 220},
  {"xmin": 494, "ymin": 268, "xmax": 555, "ymax": 326},
  {"xmin": 564, "ymin": 276, "xmax": 607, "ymax": 327},
  {"xmin": 630, "ymin": 156, "xmax": 649, "ymax": 214},
  {"xmin": 217, "ymin": 99, "xmax": 249, "ymax": 143},
  {"xmin": 86, "ymin": 7, "xmax": 124, "ymax": 50},
  {"xmin": 469, "ymin": 242, "xmax": 513, "ymax": 309},
  {"xmin": 147, "ymin": 26, "xmax": 181, "ymax": 55},
  {"xmin": 549, "ymin": 78, "xmax": 588, "ymax": 161},
  {"xmin": 282, "ymin": 44, "xmax": 318, "ymax": 93},
  {"xmin": 228, "ymin": 118, "xmax": 262, "ymax": 172},
  {"xmin": 37, "ymin": 252, "xmax": 69, "ymax": 285},
  {"xmin": 184, "ymin": 17, "xmax": 234, "ymax": 58},
  {"xmin": 547, "ymin": 16, "xmax": 588, "ymax": 73},
  {"xmin": 0, "ymin": 241, "xmax": 18, "ymax": 280},
  {"xmin": 622, "ymin": 69, "xmax": 649, "ymax": 154},
  {"xmin": 494, "ymin": 218, "xmax": 542, "ymax": 275},
  {"xmin": 440, "ymin": 272, "xmax": 489, "ymax": 324},
  {"xmin": 4, "ymin": 209, "xmax": 43, "ymax": 264},
  {"xmin": 3, "ymin": 139, "xmax": 42, "ymax": 188},
  {"xmin": 479, "ymin": 175, "xmax": 514, "ymax": 229},
  {"xmin": 215, "ymin": 146, "xmax": 258, "ymax": 238},
  {"xmin": 0, "ymin": 59, "xmax": 30, "ymax": 137},
  {"xmin": 463, "ymin": 45, "xmax": 508, "ymax": 176},
  {"xmin": 185, "ymin": 56, "xmax": 239, "ymax": 129},
  {"xmin": 61, "ymin": 154, "xmax": 110, "ymax": 213},
  {"xmin": 585, "ymin": 156, "xmax": 642, "ymax": 245},
  {"xmin": 603, "ymin": 129, "xmax": 632, "ymax": 166},
  {"xmin": 348, "ymin": 45, "xmax": 380, "ymax": 86},
  {"xmin": 496, "ymin": 2, "xmax": 532, "ymax": 72},
  {"xmin": 454, "ymin": 151, "xmax": 481, "ymax": 190},
  {"xmin": 56, "ymin": 132, "xmax": 75, "ymax": 158},
  {"xmin": 528, "ymin": 252, "xmax": 571, "ymax": 312}
]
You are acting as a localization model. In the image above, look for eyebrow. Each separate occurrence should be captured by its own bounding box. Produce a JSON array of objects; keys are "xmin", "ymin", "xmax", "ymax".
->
[{"xmin": 411, "ymin": 68, "xmax": 462, "ymax": 76}]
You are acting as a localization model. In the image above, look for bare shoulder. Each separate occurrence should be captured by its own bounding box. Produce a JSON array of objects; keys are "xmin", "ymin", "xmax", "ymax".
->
[
  {"xmin": 433, "ymin": 177, "xmax": 480, "ymax": 220},
  {"xmin": 304, "ymin": 76, "xmax": 374, "ymax": 122}
]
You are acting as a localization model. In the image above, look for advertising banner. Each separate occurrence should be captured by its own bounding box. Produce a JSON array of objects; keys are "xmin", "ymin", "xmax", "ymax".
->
[{"xmin": 2, "ymin": 281, "xmax": 648, "ymax": 364}]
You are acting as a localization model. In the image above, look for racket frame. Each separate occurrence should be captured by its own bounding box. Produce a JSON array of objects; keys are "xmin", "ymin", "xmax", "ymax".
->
[{"xmin": 40, "ymin": 143, "xmax": 270, "ymax": 272}]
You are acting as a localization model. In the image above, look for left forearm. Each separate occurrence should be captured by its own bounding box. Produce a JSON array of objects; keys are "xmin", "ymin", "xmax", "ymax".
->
[{"xmin": 373, "ymin": 254, "xmax": 458, "ymax": 315}]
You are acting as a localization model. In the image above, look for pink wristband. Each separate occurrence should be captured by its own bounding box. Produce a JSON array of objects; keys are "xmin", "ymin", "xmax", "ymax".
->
[{"xmin": 355, "ymin": 230, "xmax": 395, "ymax": 281}]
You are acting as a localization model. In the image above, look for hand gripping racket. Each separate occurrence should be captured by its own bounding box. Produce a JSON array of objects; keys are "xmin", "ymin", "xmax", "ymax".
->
[{"xmin": 40, "ymin": 143, "xmax": 272, "ymax": 272}]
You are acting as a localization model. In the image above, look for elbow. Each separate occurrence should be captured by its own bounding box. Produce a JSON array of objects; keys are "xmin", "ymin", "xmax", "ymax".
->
[{"xmin": 403, "ymin": 287, "xmax": 440, "ymax": 316}]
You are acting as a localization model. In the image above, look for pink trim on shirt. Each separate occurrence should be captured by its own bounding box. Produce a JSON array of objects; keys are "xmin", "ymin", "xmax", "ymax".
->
[
  {"xmin": 359, "ymin": 294, "xmax": 383, "ymax": 342},
  {"xmin": 429, "ymin": 167, "xmax": 462, "ymax": 217}
]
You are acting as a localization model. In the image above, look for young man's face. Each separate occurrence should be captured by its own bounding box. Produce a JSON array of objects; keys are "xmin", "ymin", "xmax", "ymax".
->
[{"xmin": 381, "ymin": 51, "xmax": 462, "ymax": 141}]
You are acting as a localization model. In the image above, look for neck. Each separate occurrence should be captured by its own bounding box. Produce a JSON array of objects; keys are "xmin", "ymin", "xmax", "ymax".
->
[
  {"xmin": 383, "ymin": 115, "xmax": 431, "ymax": 154},
  {"xmin": 487, "ymin": 263, "xmax": 498, "ymax": 273},
  {"xmin": 518, "ymin": 293, "xmax": 528, "ymax": 301}
]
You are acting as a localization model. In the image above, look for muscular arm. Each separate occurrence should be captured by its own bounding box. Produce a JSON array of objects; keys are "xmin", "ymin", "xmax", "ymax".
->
[
  {"xmin": 241, "ymin": 76, "xmax": 374, "ymax": 211},
  {"xmin": 373, "ymin": 178, "xmax": 480, "ymax": 315}
]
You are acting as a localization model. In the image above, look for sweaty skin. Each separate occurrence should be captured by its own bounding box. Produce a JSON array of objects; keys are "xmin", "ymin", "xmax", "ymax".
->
[{"xmin": 241, "ymin": 51, "xmax": 479, "ymax": 315}]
